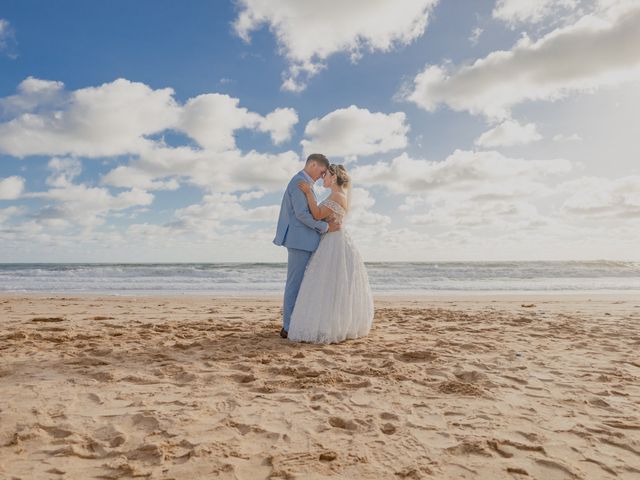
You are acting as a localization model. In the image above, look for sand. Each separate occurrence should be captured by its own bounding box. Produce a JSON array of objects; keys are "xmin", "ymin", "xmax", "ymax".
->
[{"xmin": 1, "ymin": 293, "xmax": 639, "ymax": 479}]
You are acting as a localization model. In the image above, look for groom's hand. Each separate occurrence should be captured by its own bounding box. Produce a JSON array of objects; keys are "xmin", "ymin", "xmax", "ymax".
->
[
  {"xmin": 327, "ymin": 221, "xmax": 341, "ymax": 233},
  {"xmin": 298, "ymin": 181, "xmax": 312, "ymax": 194}
]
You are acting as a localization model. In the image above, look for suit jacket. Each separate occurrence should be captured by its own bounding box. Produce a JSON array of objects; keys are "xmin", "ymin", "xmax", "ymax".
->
[{"xmin": 273, "ymin": 171, "xmax": 329, "ymax": 252}]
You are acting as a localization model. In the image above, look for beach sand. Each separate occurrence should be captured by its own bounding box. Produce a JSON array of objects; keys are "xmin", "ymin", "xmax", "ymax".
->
[{"xmin": 1, "ymin": 293, "xmax": 639, "ymax": 479}]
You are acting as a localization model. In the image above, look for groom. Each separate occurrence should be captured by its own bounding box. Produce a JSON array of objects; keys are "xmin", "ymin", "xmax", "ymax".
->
[{"xmin": 273, "ymin": 153, "xmax": 341, "ymax": 338}]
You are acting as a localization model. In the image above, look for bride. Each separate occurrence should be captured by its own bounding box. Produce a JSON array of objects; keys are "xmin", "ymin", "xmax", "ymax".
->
[{"xmin": 287, "ymin": 164, "xmax": 374, "ymax": 344}]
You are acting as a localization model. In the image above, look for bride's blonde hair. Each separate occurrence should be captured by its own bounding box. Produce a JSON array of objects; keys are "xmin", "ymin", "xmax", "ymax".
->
[{"xmin": 328, "ymin": 164, "xmax": 350, "ymax": 188}]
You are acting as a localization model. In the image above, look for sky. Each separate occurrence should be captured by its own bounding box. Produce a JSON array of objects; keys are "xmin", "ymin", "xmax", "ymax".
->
[{"xmin": 0, "ymin": 0, "xmax": 639, "ymax": 262}]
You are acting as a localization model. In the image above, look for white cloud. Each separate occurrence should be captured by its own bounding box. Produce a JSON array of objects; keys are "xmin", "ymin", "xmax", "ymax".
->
[
  {"xmin": 560, "ymin": 175, "xmax": 640, "ymax": 218},
  {"xmin": 0, "ymin": 206, "xmax": 23, "ymax": 223},
  {"xmin": 233, "ymin": 0, "xmax": 439, "ymax": 91},
  {"xmin": 493, "ymin": 0, "xmax": 579, "ymax": 26},
  {"xmin": 30, "ymin": 184, "xmax": 154, "ymax": 227},
  {"xmin": 126, "ymin": 223, "xmax": 176, "ymax": 242},
  {"xmin": 350, "ymin": 149, "xmax": 574, "ymax": 231},
  {"xmin": 179, "ymin": 93, "xmax": 257, "ymax": 151},
  {"xmin": 469, "ymin": 27, "xmax": 484, "ymax": 45},
  {"xmin": 179, "ymin": 94, "xmax": 297, "ymax": 150},
  {"xmin": 0, "ymin": 77, "xmax": 298, "ymax": 157},
  {"xmin": 408, "ymin": 198, "xmax": 547, "ymax": 229},
  {"xmin": 475, "ymin": 119, "xmax": 542, "ymax": 147},
  {"xmin": 0, "ymin": 19, "xmax": 9, "ymax": 43},
  {"xmin": 0, "ymin": 78, "xmax": 180, "ymax": 157},
  {"xmin": 46, "ymin": 157, "xmax": 82, "ymax": 187},
  {"xmin": 0, "ymin": 175, "xmax": 25, "ymax": 199},
  {"xmin": 167, "ymin": 192, "xmax": 281, "ymax": 238},
  {"xmin": 257, "ymin": 107, "xmax": 298, "ymax": 144},
  {"xmin": 407, "ymin": 2, "xmax": 640, "ymax": 118},
  {"xmin": 553, "ymin": 132, "xmax": 583, "ymax": 142},
  {"xmin": 0, "ymin": 18, "xmax": 17, "ymax": 58},
  {"xmin": 241, "ymin": 205, "xmax": 281, "ymax": 222},
  {"xmin": 0, "ymin": 77, "xmax": 304, "ymax": 195},
  {"xmin": 100, "ymin": 164, "xmax": 180, "ymax": 191},
  {"xmin": 142, "ymin": 184, "xmax": 391, "ymax": 248},
  {"xmin": 102, "ymin": 145, "xmax": 301, "ymax": 193},
  {"xmin": 0, "ymin": 77, "xmax": 64, "ymax": 117},
  {"xmin": 238, "ymin": 190, "xmax": 265, "ymax": 202},
  {"xmin": 347, "ymin": 187, "xmax": 391, "ymax": 228},
  {"xmin": 350, "ymin": 149, "xmax": 572, "ymax": 196},
  {"xmin": 347, "ymin": 146, "xmax": 639, "ymax": 258},
  {"xmin": 23, "ymin": 159, "xmax": 154, "ymax": 227},
  {"xmin": 301, "ymin": 106, "xmax": 409, "ymax": 160}
]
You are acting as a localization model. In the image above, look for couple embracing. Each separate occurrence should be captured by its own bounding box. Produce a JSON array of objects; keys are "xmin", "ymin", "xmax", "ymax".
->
[{"xmin": 273, "ymin": 153, "xmax": 374, "ymax": 344}]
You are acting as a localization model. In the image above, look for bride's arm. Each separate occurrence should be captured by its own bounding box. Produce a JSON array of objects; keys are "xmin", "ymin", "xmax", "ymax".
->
[{"xmin": 298, "ymin": 182, "xmax": 332, "ymax": 220}]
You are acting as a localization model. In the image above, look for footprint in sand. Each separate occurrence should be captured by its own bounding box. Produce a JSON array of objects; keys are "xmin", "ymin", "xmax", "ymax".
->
[
  {"xmin": 120, "ymin": 374, "xmax": 163, "ymax": 385},
  {"xmin": 502, "ymin": 374, "xmax": 528, "ymax": 385},
  {"xmin": 268, "ymin": 451, "xmax": 319, "ymax": 472},
  {"xmin": 380, "ymin": 412, "xmax": 400, "ymax": 421},
  {"xmin": 86, "ymin": 392, "xmax": 103, "ymax": 404},
  {"xmin": 349, "ymin": 392, "xmax": 371, "ymax": 407},
  {"xmin": 507, "ymin": 467, "xmax": 530, "ymax": 476},
  {"xmin": 453, "ymin": 370, "xmax": 487, "ymax": 383},
  {"xmin": 125, "ymin": 442, "xmax": 166, "ymax": 465},
  {"xmin": 131, "ymin": 413, "xmax": 161, "ymax": 432},
  {"xmin": 446, "ymin": 439, "xmax": 491, "ymax": 457},
  {"xmin": 438, "ymin": 381, "xmax": 483, "ymax": 396},
  {"xmin": 319, "ymin": 451, "xmax": 338, "ymax": 462},
  {"xmin": 90, "ymin": 371, "xmax": 115, "ymax": 382},
  {"xmin": 395, "ymin": 350, "xmax": 437, "ymax": 362},
  {"xmin": 587, "ymin": 397, "xmax": 612, "ymax": 409},
  {"xmin": 68, "ymin": 357, "xmax": 110, "ymax": 367},
  {"xmin": 93, "ymin": 424, "xmax": 127, "ymax": 448},
  {"xmin": 231, "ymin": 373, "xmax": 256, "ymax": 384},
  {"xmin": 328, "ymin": 416, "xmax": 358, "ymax": 431},
  {"xmin": 87, "ymin": 347, "xmax": 112, "ymax": 356},
  {"xmin": 380, "ymin": 423, "xmax": 397, "ymax": 435},
  {"xmin": 38, "ymin": 424, "xmax": 75, "ymax": 439},
  {"xmin": 46, "ymin": 468, "xmax": 66, "ymax": 475}
]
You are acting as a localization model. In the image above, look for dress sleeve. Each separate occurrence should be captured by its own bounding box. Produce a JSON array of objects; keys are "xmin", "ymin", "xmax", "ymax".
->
[{"xmin": 321, "ymin": 199, "xmax": 346, "ymax": 216}]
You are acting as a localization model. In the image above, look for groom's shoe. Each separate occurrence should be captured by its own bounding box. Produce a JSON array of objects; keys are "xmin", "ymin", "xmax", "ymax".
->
[{"xmin": 279, "ymin": 328, "xmax": 288, "ymax": 339}]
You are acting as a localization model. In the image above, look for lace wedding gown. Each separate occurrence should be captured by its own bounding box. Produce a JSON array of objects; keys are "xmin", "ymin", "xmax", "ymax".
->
[{"xmin": 288, "ymin": 197, "xmax": 374, "ymax": 343}]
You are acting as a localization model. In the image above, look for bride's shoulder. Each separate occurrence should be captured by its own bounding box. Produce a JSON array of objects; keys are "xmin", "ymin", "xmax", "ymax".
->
[{"xmin": 328, "ymin": 191, "xmax": 348, "ymax": 208}]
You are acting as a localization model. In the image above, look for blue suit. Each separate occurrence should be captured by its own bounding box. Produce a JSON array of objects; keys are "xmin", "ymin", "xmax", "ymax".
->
[{"xmin": 273, "ymin": 170, "xmax": 328, "ymax": 331}]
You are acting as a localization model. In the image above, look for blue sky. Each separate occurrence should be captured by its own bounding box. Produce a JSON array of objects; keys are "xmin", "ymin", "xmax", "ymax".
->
[{"xmin": 1, "ymin": 0, "xmax": 639, "ymax": 262}]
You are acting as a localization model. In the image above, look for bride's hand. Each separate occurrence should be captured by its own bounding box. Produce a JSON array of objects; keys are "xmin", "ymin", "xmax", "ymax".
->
[{"xmin": 298, "ymin": 182, "xmax": 312, "ymax": 194}]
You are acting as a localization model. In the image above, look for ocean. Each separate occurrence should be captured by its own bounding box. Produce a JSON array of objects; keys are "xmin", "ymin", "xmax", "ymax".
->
[{"xmin": 0, "ymin": 261, "xmax": 639, "ymax": 295}]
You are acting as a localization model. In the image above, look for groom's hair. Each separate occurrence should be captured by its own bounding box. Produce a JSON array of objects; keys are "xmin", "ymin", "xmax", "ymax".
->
[{"xmin": 306, "ymin": 153, "xmax": 329, "ymax": 168}]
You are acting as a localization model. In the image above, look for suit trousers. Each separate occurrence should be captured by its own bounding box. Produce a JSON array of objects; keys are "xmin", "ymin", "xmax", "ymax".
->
[{"xmin": 283, "ymin": 247, "xmax": 312, "ymax": 331}]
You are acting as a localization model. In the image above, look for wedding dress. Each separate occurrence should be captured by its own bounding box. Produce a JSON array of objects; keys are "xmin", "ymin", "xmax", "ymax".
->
[{"xmin": 288, "ymin": 195, "xmax": 374, "ymax": 343}]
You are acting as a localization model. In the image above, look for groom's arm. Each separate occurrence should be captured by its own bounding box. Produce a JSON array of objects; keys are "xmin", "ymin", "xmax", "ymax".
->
[{"xmin": 289, "ymin": 184, "xmax": 329, "ymax": 234}]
